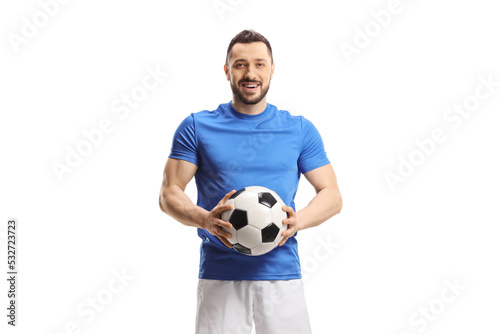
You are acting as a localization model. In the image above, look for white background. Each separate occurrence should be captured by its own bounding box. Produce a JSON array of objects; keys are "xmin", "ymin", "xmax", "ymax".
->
[{"xmin": 1, "ymin": 0, "xmax": 499, "ymax": 333}]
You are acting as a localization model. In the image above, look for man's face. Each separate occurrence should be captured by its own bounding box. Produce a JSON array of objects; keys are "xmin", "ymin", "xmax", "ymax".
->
[{"xmin": 224, "ymin": 42, "xmax": 275, "ymax": 105}]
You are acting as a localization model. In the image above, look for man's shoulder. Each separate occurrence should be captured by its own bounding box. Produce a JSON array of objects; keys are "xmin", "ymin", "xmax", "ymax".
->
[
  {"xmin": 187, "ymin": 102, "xmax": 309, "ymax": 128},
  {"xmin": 269, "ymin": 103, "xmax": 305, "ymax": 118},
  {"xmin": 265, "ymin": 103, "xmax": 308, "ymax": 129},
  {"xmin": 189, "ymin": 103, "xmax": 228, "ymax": 119}
]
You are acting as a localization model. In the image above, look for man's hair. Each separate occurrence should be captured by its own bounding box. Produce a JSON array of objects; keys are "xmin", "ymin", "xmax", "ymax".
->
[{"xmin": 226, "ymin": 29, "xmax": 273, "ymax": 66}]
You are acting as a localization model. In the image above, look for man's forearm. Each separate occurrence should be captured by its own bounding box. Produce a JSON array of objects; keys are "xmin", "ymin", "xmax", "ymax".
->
[
  {"xmin": 159, "ymin": 185, "xmax": 208, "ymax": 229},
  {"xmin": 296, "ymin": 186, "xmax": 342, "ymax": 230}
]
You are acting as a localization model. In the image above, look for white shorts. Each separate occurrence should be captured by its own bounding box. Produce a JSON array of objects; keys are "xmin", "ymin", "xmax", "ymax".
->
[{"xmin": 195, "ymin": 279, "xmax": 312, "ymax": 334}]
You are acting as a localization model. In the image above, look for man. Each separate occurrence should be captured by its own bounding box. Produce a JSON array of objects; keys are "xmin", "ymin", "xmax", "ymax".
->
[{"xmin": 159, "ymin": 29, "xmax": 342, "ymax": 334}]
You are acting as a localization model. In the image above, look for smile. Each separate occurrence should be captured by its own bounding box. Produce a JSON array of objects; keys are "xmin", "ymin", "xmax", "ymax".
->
[{"xmin": 241, "ymin": 82, "xmax": 260, "ymax": 92}]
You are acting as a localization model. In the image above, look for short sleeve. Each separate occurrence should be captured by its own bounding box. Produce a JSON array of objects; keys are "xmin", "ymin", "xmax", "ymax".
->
[
  {"xmin": 297, "ymin": 116, "xmax": 330, "ymax": 174},
  {"xmin": 168, "ymin": 113, "xmax": 199, "ymax": 166}
]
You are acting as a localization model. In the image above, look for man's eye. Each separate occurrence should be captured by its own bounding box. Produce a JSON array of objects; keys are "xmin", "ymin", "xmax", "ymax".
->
[
  {"xmin": 236, "ymin": 64, "xmax": 245, "ymax": 68},
  {"xmin": 257, "ymin": 63, "xmax": 265, "ymax": 67}
]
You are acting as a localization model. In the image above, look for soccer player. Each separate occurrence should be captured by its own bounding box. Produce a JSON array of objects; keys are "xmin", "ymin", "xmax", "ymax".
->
[{"xmin": 159, "ymin": 29, "xmax": 342, "ymax": 334}]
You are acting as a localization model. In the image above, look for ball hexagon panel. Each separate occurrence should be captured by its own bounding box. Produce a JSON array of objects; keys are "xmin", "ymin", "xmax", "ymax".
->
[
  {"xmin": 221, "ymin": 198, "xmax": 235, "ymax": 222},
  {"xmin": 251, "ymin": 242, "xmax": 275, "ymax": 256},
  {"xmin": 246, "ymin": 202, "xmax": 273, "ymax": 230},
  {"xmin": 271, "ymin": 202, "xmax": 288, "ymax": 227},
  {"xmin": 233, "ymin": 191, "xmax": 259, "ymax": 211},
  {"xmin": 236, "ymin": 225, "xmax": 262, "ymax": 249},
  {"xmin": 224, "ymin": 227, "xmax": 238, "ymax": 244},
  {"xmin": 245, "ymin": 186, "xmax": 271, "ymax": 193}
]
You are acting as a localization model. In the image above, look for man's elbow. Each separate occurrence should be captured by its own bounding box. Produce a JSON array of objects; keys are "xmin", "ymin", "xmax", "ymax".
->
[
  {"xmin": 334, "ymin": 195, "xmax": 343, "ymax": 216},
  {"xmin": 328, "ymin": 187, "xmax": 342, "ymax": 217},
  {"xmin": 159, "ymin": 196, "xmax": 166, "ymax": 213},
  {"xmin": 159, "ymin": 190, "xmax": 171, "ymax": 216},
  {"xmin": 159, "ymin": 195, "xmax": 166, "ymax": 214}
]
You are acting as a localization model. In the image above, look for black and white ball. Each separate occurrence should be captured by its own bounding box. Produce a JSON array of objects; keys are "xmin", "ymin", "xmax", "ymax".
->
[{"xmin": 221, "ymin": 186, "xmax": 288, "ymax": 256}]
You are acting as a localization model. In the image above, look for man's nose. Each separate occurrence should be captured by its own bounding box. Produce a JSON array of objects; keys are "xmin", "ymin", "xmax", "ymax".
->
[{"xmin": 245, "ymin": 65, "xmax": 258, "ymax": 80}]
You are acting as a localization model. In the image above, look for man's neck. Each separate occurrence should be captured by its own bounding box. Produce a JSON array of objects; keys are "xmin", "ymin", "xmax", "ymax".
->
[{"xmin": 231, "ymin": 98, "xmax": 267, "ymax": 115}]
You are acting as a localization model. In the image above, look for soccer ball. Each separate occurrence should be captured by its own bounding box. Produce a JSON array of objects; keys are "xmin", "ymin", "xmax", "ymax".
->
[{"xmin": 221, "ymin": 186, "xmax": 288, "ymax": 256}]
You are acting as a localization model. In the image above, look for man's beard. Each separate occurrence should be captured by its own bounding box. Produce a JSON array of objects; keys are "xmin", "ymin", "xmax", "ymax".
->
[{"xmin": 231, "ymin": 79, "xmax": 270, "ymax": 105}]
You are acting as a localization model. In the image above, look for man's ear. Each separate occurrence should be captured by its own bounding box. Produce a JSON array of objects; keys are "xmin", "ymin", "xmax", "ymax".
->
[
  {"xmin": 270, "ymin": 63, "xmax": 275, "ymax": 80},
  {"xmin": 224, "ymin": 63, "xmax": 230, "ymax": 81}
]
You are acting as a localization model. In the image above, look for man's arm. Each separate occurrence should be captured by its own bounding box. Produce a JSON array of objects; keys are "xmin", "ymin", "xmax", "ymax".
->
[
  {"xmin": 279, "ymin": 163, "xmax": 342, "ymax": 246},
  {"xmin": 158, "ymin": 158, "xmax": 235, "ymax": 248}
]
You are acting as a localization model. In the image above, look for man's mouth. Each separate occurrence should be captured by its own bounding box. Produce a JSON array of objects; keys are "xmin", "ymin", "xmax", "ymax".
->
[{"xmin": 240, "ymin": 82, "xmax": 260, "ymax": 92}]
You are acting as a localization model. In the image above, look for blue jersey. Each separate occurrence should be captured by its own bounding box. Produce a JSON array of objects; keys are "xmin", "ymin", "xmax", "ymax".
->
[{"xmin": 168, "ymin": 102, "xmax": 330, "ymax": 280}]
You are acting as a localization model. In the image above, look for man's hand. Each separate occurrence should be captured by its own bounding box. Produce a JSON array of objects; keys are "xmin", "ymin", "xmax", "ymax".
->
[
  {"xmin": 278, "ymin": 205, "xmax": 302, "ymax": 247},
  {"xmin": 202, "ymin": 189, "xmax": 237, "ymax": 248}
]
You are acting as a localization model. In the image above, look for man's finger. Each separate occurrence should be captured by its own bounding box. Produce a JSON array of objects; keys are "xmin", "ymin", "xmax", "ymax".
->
[
  {"xmin": 215, "ymin": 202, "xmax": 233, "ymax": 218},
  {"xmin": 282, "ymin": 205, "xmax": 294, "ymax": 215},
  {"xmin": 210, "ymin": 225, "xmax": 233, "ymax": 243},
  {"xmin": 222, "ymin": 189, "xmax": 236, "ymax": 203},
  {"xmin": 281, "ymin": 228, "xmax": 294, "ymax": 239},
  {"xmin": 224, "ymin": 230, "xmax": 233, "ymax": 240},
  {"xmin": 279, "ymin": 236, "xmax": 288, "ymax": 247},
  {"xmin": 216, "ymin": 218, "xmax": 233, "ymax": 230},
  {"xmin": 217, "ymin": 235, "xmax": 233, "ymax": 248},
  {"xmin": 214, "ymin": 225, "xmax": 233, "ymax": 239}
]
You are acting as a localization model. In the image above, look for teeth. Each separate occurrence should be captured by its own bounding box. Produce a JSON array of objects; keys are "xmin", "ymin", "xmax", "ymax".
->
[{"xmin": 245, "ymin": 84, "xmax": 257, "ymax": 88}]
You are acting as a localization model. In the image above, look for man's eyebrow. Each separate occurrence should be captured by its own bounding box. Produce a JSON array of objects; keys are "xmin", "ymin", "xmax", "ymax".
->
[{"xmin": 233, "ymin": 58, "xmax": 269, "ymax": 63}]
